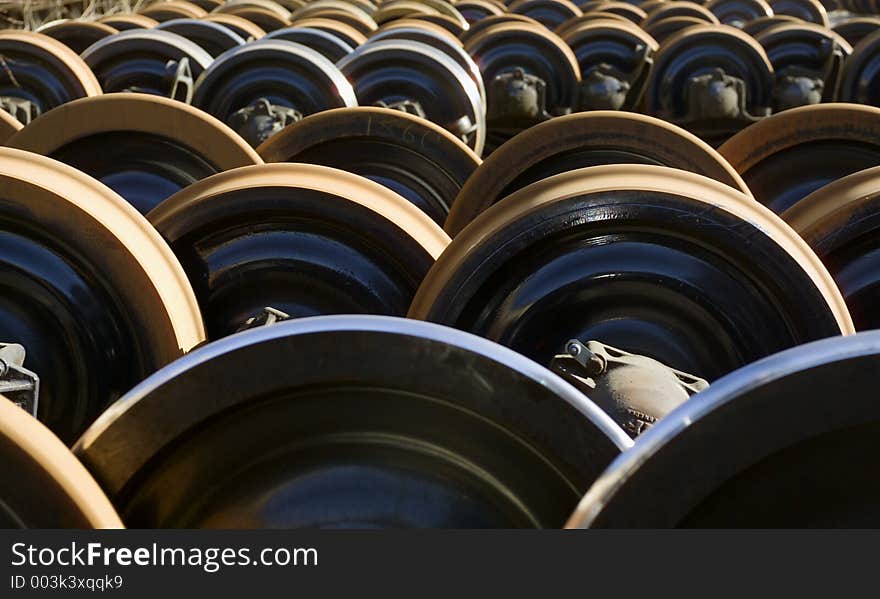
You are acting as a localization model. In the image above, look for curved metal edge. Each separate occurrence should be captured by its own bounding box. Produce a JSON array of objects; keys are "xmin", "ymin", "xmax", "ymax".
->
[
  {"xmin": 655, "ymin": 22, "xmax": 773, "ymax": 71},
  {"xmin": 98, "ymin": 13, "xmax": 161, "ymax": 29},
  {"xmin": 7, "ymin": 92, "xmax": 262, "ymax": 169},
  {"xmin": 718, "ymin": 103, "xmax": 880, "ymax": 174},
  {"xmin": 37, "ymin": 20, "xmax": 120, "ymax": 37},
  {"xmin": 565, "ymin": 329, "xmax": 880, "ymax": 528},
  {"xmin": 81, "ymin": 28, "xmax": 214, "ymax": 71},
  {"xmin": 196, "ymin": 39, "xmax": 357, "ymax": 107},
  {"xmin": 216, "ymin": 0, "xmax": 294, "ymax": 20},
  {"xmin": 265, "ymin": 25, "xmax": 355, "ymax": 56},
  {"xmin": 256, "ymin": 105, "xmax": 481, "ymax": 169},
  {"xmin": 139, "ymin": 0, "xmax": 209, "ymax": 19},
  {"xmin": 0, "ymin": 146, "xmax": 206, "ymax": 352},
  {"xmin": 560, "ymin": 17, "xmax": 660, "ymax": 52},
  {"xmin": 0, "ymin": 30, "xmax": 103, "ymax": 97},
  {"xmin": 74, "ymin": 315, "xmax": 633, "ymax": 462},
  {"xmin": 643, "ymin": 1, "xmax": 720, "ymax": 25},
  {"xmin": 337, "ymin": 38, "xmax": 486, "ymax": 155},
  {"xmin": 782, "ymin": 164, "xmax": 880, "ymax": 239},
  {"xmin": 445, "ymin": 110, "xmax": 753, "ymax": 236},
  {"xmin": 146, "ymin": 161, "xmax": 451, "ymax": 258},
  {"xmin": 0, "ymin": 395, "xmax": 124, "ymax": 528},
  {"xmin": 156, "ymin": 17, "xmax": 249, "ymax": 47},
  {"xmin": 755, "ymin": 22, "xmax": 853, "ymax": 55},
  {"xmin": 291, "ymin": 17, "xmax": 369, "ymax": 45},
  {"xmin": 415, "ymin": 164, "xmax": 854, "ymax": 335},
  {"xmin": 202, "ymin": 13, "xmax": 268, "ymax": 39}
]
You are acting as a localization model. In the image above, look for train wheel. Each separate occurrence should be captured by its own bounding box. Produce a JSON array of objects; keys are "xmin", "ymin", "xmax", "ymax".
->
[
  {"xmin": 412, "ymin": 164, "xmax": 851, "ymax": 382},
  {"xmin": 444, "ymin": 111, "xmax": 750, "ymax": 235},
  {"xmin": 258, "ymin": 106, "xmax": 481, "ymax": 225},
  {"xmin": 147, "ymin": 163, "xmax": 449, "ymax": 340},
  {"xmin": 74, "ymin": 315, "xmax": 630, "ymax": 528}
]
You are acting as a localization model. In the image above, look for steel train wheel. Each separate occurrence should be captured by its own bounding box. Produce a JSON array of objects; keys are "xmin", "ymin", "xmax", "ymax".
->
[
  {"xmin": 560, "ymin": 19, "xmax": 658, "ymax": 110},
  {"xmin": 192, "ymin": 40, "xmax": 357, "ymax": 146},
  {"xmin": 568, "ymin": 332, "xmax": 880, "ymax": 528},
  {"xmin": 156, "ymin": 18, "xmax": 247, "ymax": 57},
  {"xmin": 410, "ymin": 13, "xmax": 470, "ymax": 36},
  {"xmin": 217, "ymin": 0, "xmax": 295, "ymax": 18},
  {"xmin": 582, "ymin": 1, "xmax": 646, "ymax": 24},
  {"xmin": 37, "ymin": 21, "xmax": 118, "ymax": 55},
  {"xmin": 646, "ymin": 24, "xmax": 774, "ymax": 144},
  {"xmin": 294, "ymin": 8, "xmax": 378, "ymax": 34},
  {"xmin": 74, "ymin": 315, "xmax": 630, "ymax": 528},
  {"xmin": 756, "ymin": 23, "xmax": 851, "ymax": 112},
  {"xmin": 464, "ymin": 21, "xmax": 580, "ymax": 152},
  {"xmin": 99, "ymin": 14, "xmax": 160, "ymax": 31},
  {"xmin": 0, "ymin": 148, "xmax": 205, "ymax": 442},
  {"xmin": 202, "ymin": 13, "xmax": 268, "ymax": 39},
  {"xmin": 139, "ymin": 0, "xmax": 208, "ymax": 21},
  {"xmin": 718, "ymin": 104, "xmax": 880, "ymax": 214},
  {"xmin": 769, "ymin": 0, "xmax": 827, "ymax": 26},
  {"xmin": 374, "ymin": 1, "xmax": 442, "ymax": 24},
  {"xmin": 741, "ymin": 14, "xmax": 800, "ymax": 37},
  {"xmin": 367, "ymin": 26, "xmax": 486, "ymax": 106},
  {"xmin": 190, "ymin": 0, "xmax": 225, "ymax": 9},
  {"xmin": 833, "ymin": 17, "xmax": 880, "ymax": 48},
  {"xmin": 292, "ymin": 0, "xmax": 377, "ymax": 22},
  {"xmin": 216, "ymin": 6, "xmax": 291, "ymax": 31},
  {"xmin": 0, "ymin": 395, "xmax": 123, "ymax": 529},
  {"xmin": 0, "ymin": 107, "xmax": 22, "ymax": 143},
  {"xmin": 376, "ymin": 17, "xmax": 463, "ymax": 45},
  {"xmin": 782, "ymin": 166, "xmax": 880, "ymax": 330},
  {"xmin": 291, "ymin": 17, "xmax": 369, "ymax": 45},
  {"xmin": 706, "ymin": 0, "xmax": 772, "ymax": 27},
  {"xmin": 81, "ymin": 29, "xmax": 213, "ymax": 98},
  {"xmin": 0, "ymin": 31, "xmax": 101, "ymax": 120},
  {"xmin": 641, "ymin": 1, "xmax": 720, "ymax": 27},
  {"xmin": 458, "ymin": 14, "xmax": 541, "ymax": 45},
  {"xmin": 556, "ymin": 13, "xmax": 632, "ymax": 36},
  {"xmin": 265, "ymin": 26, "xmax": 355, "ymax": 61},
  {"xmin": 257, "ymin": 106, "xmax": 481, "ymax": 225},
  {"xmin": 147, "ymin": 163, "xmax": 449, "ymax": 340},
  {"xmin": 455, "ymin": 0, "xmax": 507, "ymax": 22},
  {"xmin": 839, "ymin": 31, "xmax": 880, "ymax": 107},
  {"xmin": 8, "ymin": 93, "xmax": 262, "ymax": 215},
  {"xmin": 444, "ymin": 111, "xmax": 751, "ymax": 236},
  {"xmin": 338, "ymin": 39, "xmax": 485, "ymax": 155},
  {"xmin": 412, "ymin": 164, "xmax": 852, "ymax": 382},
  {"xmin": 642, "ymin": 15, "xmax": 707, "ymax": 43},
  {"xmin": 509, "ymin": 0, "xmax": 583, "ymax": 29}
]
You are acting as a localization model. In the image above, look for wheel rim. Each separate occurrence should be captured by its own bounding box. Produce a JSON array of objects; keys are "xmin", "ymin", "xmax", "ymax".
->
[
  {"xmin": 641, "ymin": 1, "xmax": 720, "ymax": 27},
  {"xmin": 37, "ymin": 21, "xmax": 118, "ymax": 55},
  {"xmin": 192, "ymin": 39, "xmax": 357, "ymax": 146},
  {"xmin": 338, "ymin": 39, "xmax": 485, "ymax": 155},
  {"xmin": 706, "ymin": 0, "xmax": 772, "ymax": 26},
  {"xmin": 265, "ymin": 26, "xmax": 355, "ymax": 61},
  {"xmin": 459, "ymin": 14, "xmax": 541, "ymax": 45},
  {"xmin": 769, "ymin": 0, "xmax": 828, "ymax": 26},
  {"xmin": 509, "ymin": 0, "xmax": 583, "ymax": 29},
  {"xmin": 568, "ymin": 332, "xmax": 880, "ymax": 527},
  {"xmin": 0, "ymin": 31, "xmax": 102, "ymax": 116},
  {"xmin": 290, "ymin": 17, "xmax": 368, "ymax": 46},
  {"xmin": 74, "ymin": 315, "xmax": 629, "ymax": 528},
  {"xmin": 642, "ymin": 15, "xmax": 707, "ymax": 44},
  {"xmin": 445, "ymin": 110, "xmax": 751, "ymax": 235},
  {"xmin": 782, "ymin": 166, "xmax": 880, "ymax": 331},
  {"xmin": 0, "ymin": 148, "xmax": 204, "ymax": 442},
  {"xmin": 156, "ymin": 18, "xmax": 247, "ymax": 57},
  {"xmin": 0, "ymin": 395, "xmax": 123, "ymax": 528},
  {"xmin": 839, "ymin": 30, "xmax": 880, "ymax": 107},
  {"xmin": 218, "ymin": 6, "xmax": 292, "ymax": 31},
  {"xmin": 833, "ymin": 17, "xmax": 880, "ymax": 48},
  {"xmin": 99, "ymin": 14, "xmax": 160, "ymax": 30},
  {"xmin": 139, "ymin": 0, "xmax": 208, "ymax": 21},
  {"xmin": 741, "ymin": 14, "xmax": 800, "ymax": 37},
  {"xmin": 147, "ymin": 163, "xmax": 449, "ymax": 340},
  {"xmin": 82, "ymin": 29, "xmax": 213, "ymax": 97},
  {"xmin": 258, "ymin": 106, "xmax": 480, "ymax": 225},
  {"xmin": 718, "ymin": 103, "xmax": 880, "ymax": 214},
  {"xmin": 413, "ymin": 164, "xmax": 851, "ymax": 382},
  {"xmin": 455, "ymin": 0, "xmax": 507, "ymax": 22},
  {"xmin": 202, "ymin": 13, "xmax": 268, "ymax": 39},
  {"xmin": 8, "ymin": 93, "xmax": 262, "ymax": 215},
  {"xmin": 0, "ymin": 107, "xmax": 22, "ymax": 142}
]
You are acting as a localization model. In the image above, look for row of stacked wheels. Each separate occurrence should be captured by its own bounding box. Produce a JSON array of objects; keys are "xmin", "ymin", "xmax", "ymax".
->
[{"xmin": 1, "ymin": 0, "xmax": 880, "ymax": 529}]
